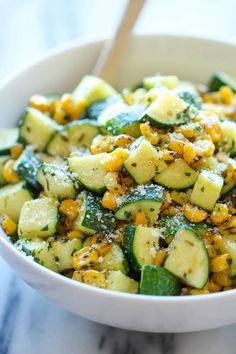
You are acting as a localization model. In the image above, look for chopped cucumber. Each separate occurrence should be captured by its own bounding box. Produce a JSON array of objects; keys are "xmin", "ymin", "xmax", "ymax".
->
[
  {"xmin": 16, "ymin": 239, "xmax": 58, "ymax": 272},
  {"xmin": 208, "ymin": 71, "xmax": 236, "ymax": 92},
  {"xmin": 14, "ymin": 148, "xmax": 42, "ymax": 190},
  {"xmin": 52, "ymin": 238, "xmax": 83, "ymax": 272},
  {"xmin": 220, "ymin": 234, "xmax": 236, "ymax": 278},
  {"xmin": 68, "ymin": 153, "xmax": 107, "ymax": 193},
  {"xmin": 190, "ymin": 170, "xmax": 224, "ymax": 211},
  {"xmin": 140, "ymin": 265, "xmax": 181, "ymax": 296},
  {"xmin": 37, "ymin": 163, "xmax": 76, "ymax": 199},
  {"xmin": 154, "ymin": 159, "xmax": 197, "ymax": 189},
  {"xmin": 0, "ymin": 128, "xmax": 19, "ymax": 155},
  {"xmin": 72, "ymin": 191, "xmax": 117, "ymax": 235},
  {"xmin": 46, "ymin": 120, "xmax": 99, "ymax": 157},
  {"xmin": 94, "ymin": 243, "xmax": 128, "ymax": 274},
  {"xmin": 18, "ymin": 197, "xmax": 58, "ymax": 239},
  {"xmin": 125, "ymin": 137, "xmax": 167, "ymax": 184},
  {"xmin": 124, "ymin": 226, "xmax": 160, "ymax": 272},
  {"xmin": 73, "ymin": 75, "xmax": 117, "ymax": 106},
  {"xmin": 19, "ymin": 108, "xmax": 59, "ymax": 151},
  {"xmin": 115, "ymin": 185, "xmax": 164, "ymax": 224},
  {"xmin": 164, "ymin": 228, "xmax": 209, "ymax": 289},
  {"xmin": 107, "ymin": 271, "xmax": 139, "ymax": 293},
  {"xmin": 0, "ymin": 156, "xmax": 10, "ymax": 186},
  {"xmin": 0, "ymin": 181, "xmax": 33, "ymax": 222}
]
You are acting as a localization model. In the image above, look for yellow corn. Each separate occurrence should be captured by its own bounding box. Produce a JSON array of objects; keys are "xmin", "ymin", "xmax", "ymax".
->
[
  {"xmin": 85, "ymin": 234, "xmax": 112, "ymax": 255},
  {"xmin": 219, "ymin": 216, "xmax": 236, "ymax": 234},
  {"xmin": 60, "ymin": 94, "xmax": 86, "ymax": 120},
  {"xmin": 67, "ymin": 230, "xmax": 85, "ymax": 239},
  {"xmin": 73, "ymin": 99, "xmax": 86, "ymax": 119},
  {"xmin": 2, "ymin": 159, "xmax": 19, "ymax": 183},
  {"xmin": 113, "ymin": 134, "xmax": 134, "ymax": 148},
  {"xmin": 101, "ymin": 191, "xmax": 117, "ymax": 210},
  {"xmin": 72, "ymin": 246, "xmax": 99, "ymax": 270},
  {"xmin": 2, "ymin": 217, "xmax": 17, "ymax": 235},
  {"xmin": 82, "ymin": 270, "xmax": 107, "ymax": 288},
  {"xmin": 206, "ymin": 244, "xmax": 218, "ymax": 258},
  {"xmin": 91, "ymin": 136, "xmax": 112, "ymax": 154},
  {"xmin": 29, "ymin": 94, "xmax": 51, "ymax": 112},
  {"xmin": 59, "ymin": 199, "xmax": 80, "ymax": 220},
  {"xmin": 170, "ymin": 191, "xmax": 188, "ymax": 205},
  {"xmin": 212, "ymin": 269, "xmax": 232, "ymax": 287},
  {"xmin": 162, "ymin": 149, "xmax": 175, "ymax": 161},
  {"xmin": 162, "ymin": 205, "xmax": 181, "ymax": 216},
  {"xmin": 183, "ymin": 143, "xmax": 196, "ymax": 163},
  {"xmin": 169, "ymin": 140, "xmax": 184, "ymax": 155},
  {"xmin": 10, "ymin": 143, "xmax": 24, "ymax": 159},
  {"xmin": 140, "ymin": 122, "xmax": 159, "ymax": 145},
  {"xmin": 194, "ymin": 139, "xmax": 215, "ymax": 158},
  {"xmin": 53, "ymin": 106, "xmax": 68, "ymax": 125},
  {"xmin": 102, "ymin": 148, "xmax": 129, "ymax": 171},
  {"xmin": 189, "ymin": 289, "xmax": 210, "ymax": 295},
  {"xmin": 134, "ymin": 211, "xmax": 148, "ymax": 226},
  {"xmin": 183, "ymin": 203, "xmax": 208, "ymax": 223},
  {"xmin": 223, "ymin": 286, "xmax": 232, "ymax": 291},
  {"xmin": 210, "ymin": 254, "xmax": 229, "ymax": 273},
  {"xmin": 204, "ymin": 120, "xmax": 222, "ymax": 143},
  {"xmin": 160, "ymin": 192, "xmax": 172, "ymax": 211},
  {"xmin": 177, "ymin": 123, "xmax": 203, "ymax": 138},
  {"xmin": 154, "ymin": 250, "xmax": 167, "ymax": 266},
  {"xmin": 225, "ymin": 164, "xmax": 234, "ymax": 184},
  {"xmin": 103, "ymin": 171, "xmax": 125, "ymax": 195},
  {"xmin": 220, "ymin": 86, "xmax": 234, "ymax": 104},
  {"xmin": 210, "ymin": 203, "xmax": 230, "ymax": 225},
  {"xmin": 208, "ymin": 278, "xmax": 222, "ymax": 293},
  {"xmin": 72, "ymin": 270, "xmax": 84, "ymax": 282}
]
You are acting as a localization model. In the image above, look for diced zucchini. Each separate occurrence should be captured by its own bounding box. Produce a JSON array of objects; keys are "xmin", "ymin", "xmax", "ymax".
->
[
  {"xmin": 164, "ymin": 228, "xmax": 209, "ymax": 289},
  {"xmin": 190, "ymin": 170, "xmax": 224, "ymax": 211},
  {"xmin": 221, "ymin": 179, "xmax": 235, "ymax": 195},
  {"xmin": 72, "ymin": 191, "xmax": 117, "ymax": 235},
  {"xmin": 14, "ymin": 148, "xmax": 42, "ymax": 190},
  {"xmin": 36, "ymin": 163, "xmax": 76, "ymax": 199},
  {"xmin": 154, "ymin": 159, "xmax": 197, "ymax": 189},
  {"xmin": 0, "ymin": 128, "xmax": 19, "ymax": 155},
  {"xmin": 52, "ymin": 238, "xmax": 83, "ymax": 272},
  {"xmin": 86, "ymin": 96, "xmax": 120, "ymax": 120},
  {"xmin": 125, "ymin": 137, "xmax": 167, "ymax": 184},
  {"xmin": 107, "ymin": 271, "xmax": 139, "ymax": 293},
  {"xmin": 19, "ymin": 108, "xmax": 59, "ymax": 151},
  {"xmin": 46, "ymin": 120, "xmax": 99, "ymax": 157},
  {"xmin": 0, "ymin": 156, "xmax": 10, "ymax": 186},
  {"xmin": 95, "ymin": 243, "xmax": 128, "ymax": 274},
  {"xmin": 220, "ymin": 234, "xmax": 236, "ymax": 278},
  {"xmin": 0, "ymin": 181, "xmax": 33, "ymax": 222},
  {"xmin": 178, "ymin": 89, "xmax": 202, "ymax": 110},
  {"xmin": 208, "ymin": 71, "xmax": 236, "ymax": 92},
  {"xmin": 124, "ymin": 226, "xmax": 160, "ymax": 272},
  {"xmin": 115, "ymin": 185, "xmax": 164, "ymax": 224},
  {"xmin": 18, "ymin": 197, "xmax": 58, "ymax": 239},
  {"xmin": 143, "ymin": 75, "xmax": 179, "ymax": 90},
  {"xmin": 143, "ymin": 91, "xmax": 189, "ymax": 128},
  {"xmin": 68, "ymin": 153, "xmax": 107, "ymax": 193},
  {"xmin": 219, "ymin": 121, "xmax": 236, "ymax": 156},
  {"xmin": 73, "ymin": 75, "xmax": 117, "ymax": 106},
  {"xmin": 140, "ymin": 265, "xmax": 181, "ymax": 296}
]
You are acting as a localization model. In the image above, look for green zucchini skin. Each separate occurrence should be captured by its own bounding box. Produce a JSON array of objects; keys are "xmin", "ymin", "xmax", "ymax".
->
[
  {"xmin": 86, "ymin": 96, "xmax": 120, "ymax": 120},
  {"xmin": 140, "ymin": 265, "xmax": 181, "ymax": 296},
  {"xmin": 0, "ymin": 156, "xmax": 10, "ymax": 186},
  {"xmin": 14, "ymin": 149, "xmax": 42, "ymax": 191},
  {"xmin": 208, "ymin": 71, "xmax": 236, "ymax": 92},
  {"xmin": 124, "ymin": 226, "xmax": 141, "ymax": 272}
]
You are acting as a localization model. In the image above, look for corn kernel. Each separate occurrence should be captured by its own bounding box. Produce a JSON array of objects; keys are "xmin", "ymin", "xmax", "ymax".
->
[
  {"xmin": 85, "ymin": 234, "xmax": 112, "ymax": 255},
  {"xmin": 162, "ymin": 149, "xmax": 175, "ymax": 161},
  {"xmin": 194, "ymin": 139, "xmax": 215, "ymax": 158},
  {"xmin": 82, "ymin": 270, "xmax": 107, "ymax": 288},
  {"xmin": 103, "ymin": 172, "xmax": 125, "ymax": 195},
  {"xmin": 225, "ymin": 164, "xmax": 234, "ymax": 184},
  {"xmin": 59, "ymin": 199, "xmax": 80, "ymax": 220},
  {"xmin": 134, "ymin": 211, "xmax": 148, "ymax": 226},
  {"xmin": 189, "ymin": 289, "xmax": 210, "ymax": 295},
  {"xmin": 113, "ymin": 134, "xmax": 134, "ymax": 148},
  {"xmin": 183, "ymin": 203, "xmax": 208, "ymax": 223},
  {"xmin": 91, "ymin": 136, "xmax": 112, "ymax": 154},
  {"xmin": 223, "ymin": 286, "xmax": 232, "ymax": 291},
  {"xmin": 212, "ymin": 269, "xmax": 232, "ymax": 287},
  {"xmin": 53, "ymin": 106, "xmax": 68, "ymax": 125},
  {"xmin": 101, "ymin": 191, "xmax": 117, "ymax": 210},
  {"xmin": 183, "ymin": 143, "xmax": 196, "ymax": 163},
  {"xmin": 169, "ymin": 140, "xmax": 184, "ymax": 154},
  {"xmin": 140, "ymin": 122, "xmax": 159, "ymax": 145},
  {"xmin": 177, "ymin": 123, "xmax": 203, "ymax": 138},
  {"xmin": 29, "ymin": 94, "xmax": 50, "ymax": 112},
  {"xmin": 73, "ymin": 99, "xmax": 86, "ymax": 119},
  {"xmin": 2, "ymin": 217, "xmax": 17, "ymax": 235},
  {"xmin": 102, "ymin": 148, "xmax": 129, "ymax": 171},
  {"xmin": 72, "ymin": 246, "xmax": 99, "ymax": 270},
  {"xmin": 210, "ymin": 203, "xmax": 230, "ymax": 225},
  {"xmin": 2, "ymin": 159, "xmax": 19, "ymax": 183},
  {"xmin": 154, "ymin": 250, "xmax": 167, "ymax": 266},
  {"xmin": 210, "ymin": 254, "xmax": 229, "ymax": 273},
  {"xmin": 170, "ymin": 191, "xmax": 188, "ymax": 205},
  {"xmin": 208, "ymin": 278, "xmax": 222, "ymax": 293},
  {"xmin": 162, "ymin": 205, "xmax": 181, "ymax": 216},
  {"xmin": 220, "ymin": 86, "xmax": 234, "ymax": 105},
  {"xmin": 67, "ymin": 230, "xmax": 85, "ymax": 239},
  {"xmin": 10, "ymin": 143, "xmax": 23, "ymax": 159},
  {"xmin": 72, "ymin": 270, "xmax": 84, "ymax": 282}
]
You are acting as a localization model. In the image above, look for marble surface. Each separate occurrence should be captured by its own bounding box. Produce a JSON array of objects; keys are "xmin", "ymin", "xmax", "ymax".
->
[{"xmin": 1, "ymin": 0, "xmax": 236, "ymax": 353}]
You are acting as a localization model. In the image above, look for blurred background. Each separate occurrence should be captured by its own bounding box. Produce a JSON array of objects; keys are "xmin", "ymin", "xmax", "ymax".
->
[{"xmin": 0, "ymin": 0, "xmax": 236, "ymax": 81}]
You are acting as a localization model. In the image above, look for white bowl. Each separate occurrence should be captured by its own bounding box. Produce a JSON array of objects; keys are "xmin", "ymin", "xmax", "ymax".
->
[{"xmin": 1, "ymin": 34, "xmax": 236, "ymax": 333}]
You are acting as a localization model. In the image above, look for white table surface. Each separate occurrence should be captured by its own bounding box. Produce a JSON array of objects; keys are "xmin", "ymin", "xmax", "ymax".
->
[{"xmin": 1, "ymin": 1, "xmax": 236, "ymax": 353}]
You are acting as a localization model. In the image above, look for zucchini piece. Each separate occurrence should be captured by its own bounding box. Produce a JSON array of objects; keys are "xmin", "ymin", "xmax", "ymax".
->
[
  {"xmin": 0, "ymin": 128, "xmax": 18, "ymax": 155},
  {"xmin": 52, "ymin": 238, "xmax": 83, "ymax": 272},
  {"xmin": 143, "ymin": 75, "xmax": 179, "ymax": 90},
  {"xmin": 19, "ymin": 108, "xmax": 59, "ymax": 151},
  {"xmin": 16, "ymin": 239, "xmax": 58, "ymax": 272},
  {"xmin": 140, "ymin": 265, "xmax": 181, "ymax": 296},
  {"xmin": 86, "ymin": 96, "xmax": 120, "ymax": 120},
  {"xmin": 208, "ymin": 71, "xmax": 236, "ymax": 92},
  {"xmin": 115, "ymin": 185, "xmax": 164, "ymax": 224},
  {"xmin": 68, "ymin": 153, "xmax": 107, "ymax": 193},
  {"xmin": 95, "ymin": 243, "xmax": 128, "ymax": 274},
  {"xmin": 101, "ymin": 104, "xmax": 144, "ymax": 137},
  {"xmin": 14, "ymin": 148, "xmax": 42, "ymax": 190},
  {"xmin": 124, "ymin": 226, "xmax": 160, "ymax": 272},
  {"xmin": 143, "ymin": 91, "xmax": 189, "ymax": 128},
  {"xmin": 219, "ymin": 121, "xmax": 236, "ymax": 156},
  {"xmin": 164, "ymin": 228, "xmax": 209, "ymax": 289},
  {"xmin": 178, "ymin": 90, "xmax": 202, "ymax": 110},
  {"xmin": 73, "ymin": 75, "xmax": 117, "ymax": 106},
  {"xmin": 220, "ymin": 234, "xmax": 236, "ymax": 278},
  {"xmin": 124, "ymin": 137, "xmax": 167, "ymax": 184},
  {"xmin": 36, "ymin": 163, "xmax": 76, "ymax": 199},
  {"xmin": 154, "ymin": 159, "xmax": 197, "ymax": 190},
  {"xmin": 190, "ymin": 170, "xmax": 224, "ymax": 211},
  {"xmin": 18, "ymin": 197, "xmax": 58, "ymax": 239},
  {"xmin": 221, "ymin": 179, "xmax": 235, "ymax": 195},
  {"xmin": 0, "ymin": 156, "xmax": 10, "ymax": 186},
  {"xmin": 72, "ymin": 191, "xmax": 117, "ymax": 235},
  {"xmin": 107, "ymin": 271, "xmax": 139, "ymax": 293},
  {"xmin": 46, "ymin": 120, "xmax": 99, "ymax": 157},
  {"xmin": 0, "ymin": 181, "xmax": 33, "ymax": 222}
]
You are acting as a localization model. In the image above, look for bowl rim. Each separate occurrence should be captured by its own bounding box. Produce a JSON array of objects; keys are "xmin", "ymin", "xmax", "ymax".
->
[{"xmin": 1, "ymin": 32, "xmax": 236, "ymax": 304}]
